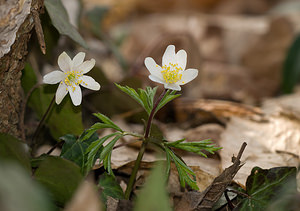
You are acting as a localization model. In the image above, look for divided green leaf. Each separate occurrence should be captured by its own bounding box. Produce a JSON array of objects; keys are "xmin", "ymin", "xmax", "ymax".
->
[
  {"xmin": 164, "ymin": 147, "xmax": 198, "ymax": 190},
  {"xmin": 115, "ymin": 83, "xmax": 144, "ymax": 107},
  {"xmin": 93, "ymin": 113, "xmax": 123, "ymax": 132},
  {"xmin": 44, "ymin": 0, "xmax": 88, "ymax": 48},
  {"xmin": 156, "ymin": 90, "xmax": 181, "ymax": 113},
  {"xmin": 99, "ymin": 134, "xmax": 123, "ymax": 175},
  {"xmin": 85, "ymin": 133, "xmax": 119, "ymax": 172},
  {"xmin": 115, "ymin": 84, "xmax": 159, "ymax": 115},
  {"xmin": 164, "ymin": 139, "xmax": 221, "ymax": 157}
]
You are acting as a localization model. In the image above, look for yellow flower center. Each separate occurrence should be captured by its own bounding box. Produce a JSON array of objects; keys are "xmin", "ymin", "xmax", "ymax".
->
[
  {"xmin": 63, "ymin": 70, "xmax": 86, "ymax": 92},
  {"xmin": 161, "ymin": 63, "xmax": 182, "ymax": 84}
]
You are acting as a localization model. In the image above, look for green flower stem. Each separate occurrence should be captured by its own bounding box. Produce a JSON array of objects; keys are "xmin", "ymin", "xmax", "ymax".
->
[
  {"xmin": 31, "ymin": 95, "xmax": 55, "ymax": 154},
  {"xmin": 124, "ymin": 89, "xmax": 167, "ymax": 200}
]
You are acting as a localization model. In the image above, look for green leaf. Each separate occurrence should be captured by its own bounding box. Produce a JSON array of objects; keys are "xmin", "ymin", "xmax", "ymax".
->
[
  {"xmin": 98, "ymin": 172, "xmax": 124, "ymax": 202},
  {"xmin": 134, "ymin": 162, "xmax": 172, "ymax": 211},
  {"xmin": 235, "ymin": 166, "xmax": 297, "ymax": 211},
  {"xmin": 93, "ymin": 113, "xmax": 123, "ymax": 132},
  {"xmin": 115, "ymin": 84, "xmax": 160, "ymax": 115},
  {"xmin": 156, "ymin": 90, "xmax": 180, "ymax": 113},
  {"xmin": 100, "ymin": 134, "xmax": 122, "ymax": 161},
  {"xmin": 164, "ymin": 147, "xmax": 198, "ymax": 190},
  {"xmin": 31, "ymin": 85, "xmax": 84, "ymax": 140},
  {"xmin": 0, "ymin": 161, "xmax": 55, "ymax": 211},
  {"xmin": 44, "ymin": 0, "xmax": 88, "ymax": 48},
  {"xmin": 22, "ymin": 65, "xmax": 84, "ymax": 139},
  {"xmin": 282, "ymin": 34, "xmax": 300, "ymax": 93},
  {"xmin": 164, "ymin": 139, "xmax": 221, "ymax": 157},
  {"xmin": 0, "ymin": 133, "xmax": 31, "ymax": 171},
  {"xmin": 34, "ymin": 156, "xmax": 83, "ymax": 206},
  {"xmin": 103, "ymin": 151, "xmax": 113, "ymax": 175},
  {"xmin": 138, "ymin": 88, "xmax": 152, "ymax": 114},
  {"xmin": 115, "ymin": 83, "xmax": 144, "ymax": 108},
  {"xmin": 85, "ymin": 133, "xmax": 119, "ymax": 172},
  {"xmin": 21, "ymin": 63, "xmax": 37, "ymax": 95},
  {"xmin": 60, "ymin": 132, "xmax": 98, "ymax": 171},
  {"xmin": 80, "ymin": 123, "xmax": 108, "ymax": 142},
  {"xmin": 98, "ymin": 134, "xmax": 123, "ymax": 176}
]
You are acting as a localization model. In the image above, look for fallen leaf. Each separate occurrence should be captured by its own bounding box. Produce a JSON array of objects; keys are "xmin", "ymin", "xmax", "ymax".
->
[
  {"xmin": 64, "ymin": 181, "xmax": 103, "ymax": 211},
  {"xmin": 175, "ymin": 142, "xmax": 247, "ymax": 211}
]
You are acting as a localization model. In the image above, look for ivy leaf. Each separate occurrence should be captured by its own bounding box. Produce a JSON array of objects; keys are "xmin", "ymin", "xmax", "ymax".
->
[
  {"xmin": 235, "ymin": 166, "xmax": 297, "ymax": 211},
  {"xmin": 60, "ymin": 132, "xmax": 98, "ymax": 171},
  {"xmin": 44, "ymin": 0, "xmax": 88, "ymax": 48},
  {"xmin": 34, "ymin": 156, "xmax": 83, "ymax": 206},
  {"xmin": 98, "ymin": 172, "xmax": 124, "ymax": 202},
  {"xmin": 164, "ymin": 146, "xmax": 198, "ymax": 190},
  {"xmin": 164, "ymin": 139, "xmax": 221, "ymax": 157},
  {"xmin": 134, "ymin": 162, "xmax": 172, "ymax": 211}
]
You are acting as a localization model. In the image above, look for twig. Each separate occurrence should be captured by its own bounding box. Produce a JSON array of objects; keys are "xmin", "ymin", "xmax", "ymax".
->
[
  {"xmin": 20, "ymin": 83, "xmax": 42, "ymax": 142},
  {"xmin": 32, "ymin": 9, "xmax": 46, "ymax": 54},
  {"xmin": 224, "ymin": 189, "xmax": 235, "ymax": 210},
  {"xmin": 31, "ymin": 95, "xmax": 55, "ymax": 155},
  {"xmin": 46, "ymin": 141, "xmax": 64, "ymax": 155}
]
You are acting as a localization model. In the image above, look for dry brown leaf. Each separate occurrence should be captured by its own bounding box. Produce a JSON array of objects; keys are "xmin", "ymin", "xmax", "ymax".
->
[
  {"xmin": 175, "ymin": 98, "xmax": 262, "ymax": 124},
  {"xmin": 184, "ymin": 123, "xmax": 224, "ymax": 146},
  {"xmin": 175, "ymin": 143, "xmax": 246, "ymax": 211},
  {"xmin": 220, "ymin": 116, "xmax": 299, "ymax": 185},
  {"xmin": 64, "ymin": 181, "xmax": 103, "ymax": 211}
]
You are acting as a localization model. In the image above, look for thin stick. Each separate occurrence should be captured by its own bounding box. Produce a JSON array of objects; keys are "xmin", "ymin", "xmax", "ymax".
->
[{"xmin": 31, "ymin": 95, "xmax": 55, "ymax": 154}]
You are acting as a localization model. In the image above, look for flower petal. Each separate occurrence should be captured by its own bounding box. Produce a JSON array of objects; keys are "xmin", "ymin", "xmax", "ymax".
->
[
  {"xmin": 144, "ymin": 57, "xmax": 162, "ymax": 78},
  {"xmin": 176, "ymin": 49, "xmax": 187, "ymax": 70},
  {"xmin": 80, "ymin": 75, "xmax": 101, "ymax": 90},
  {"xmin": 73, "ymin": 52, "xmax": 85, "ymax": 67},
  {"xmin": 68, "ymin": 85, "xmax": 82, "ymax": 106},
  {"xmin": 56, "ymin": 82, "xmax": 68, "ymax": 104},
  {"xmin": 178, "ymin": 68, "xmax": 198, "ymax": 85},
  {"xmin": 149, "ymin": 74, "xmax": 165, "ymax": 85},
  {"xmin": 58, "ymin": 52, "xmax": 72, "ymax": 72},
  {"xmin": 162, "ymin": 45, "xmax": 176, "ymax": 66},
  {"xmin": 165, "ymin": 83, "xmax": 181, "ymax": 91},
  {"xmin": 43, "ymin": 70, "xmax": 65, "ymax": 84},
  {"xmin": 76, "ymin": 59, "xmax": 95, "ymax": 74}
]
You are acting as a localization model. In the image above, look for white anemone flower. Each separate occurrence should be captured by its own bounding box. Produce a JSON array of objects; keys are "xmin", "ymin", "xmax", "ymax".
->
[
  {"xmin": 144, "ymin": 45, "xmax": 198, "ymax": 91},
  {"xmin": 43, "ymin": 52, "xmax": 100, "ymax": 106}
]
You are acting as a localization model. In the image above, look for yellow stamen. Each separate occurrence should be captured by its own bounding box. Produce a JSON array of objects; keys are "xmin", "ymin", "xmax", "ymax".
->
[
  {"xmin": 161, "ymin": 63, "xmax": 182, "ymax": 84},
  {"xmin": 64, "ymin": 70, "xmax": 84, "ymax": 92}
]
